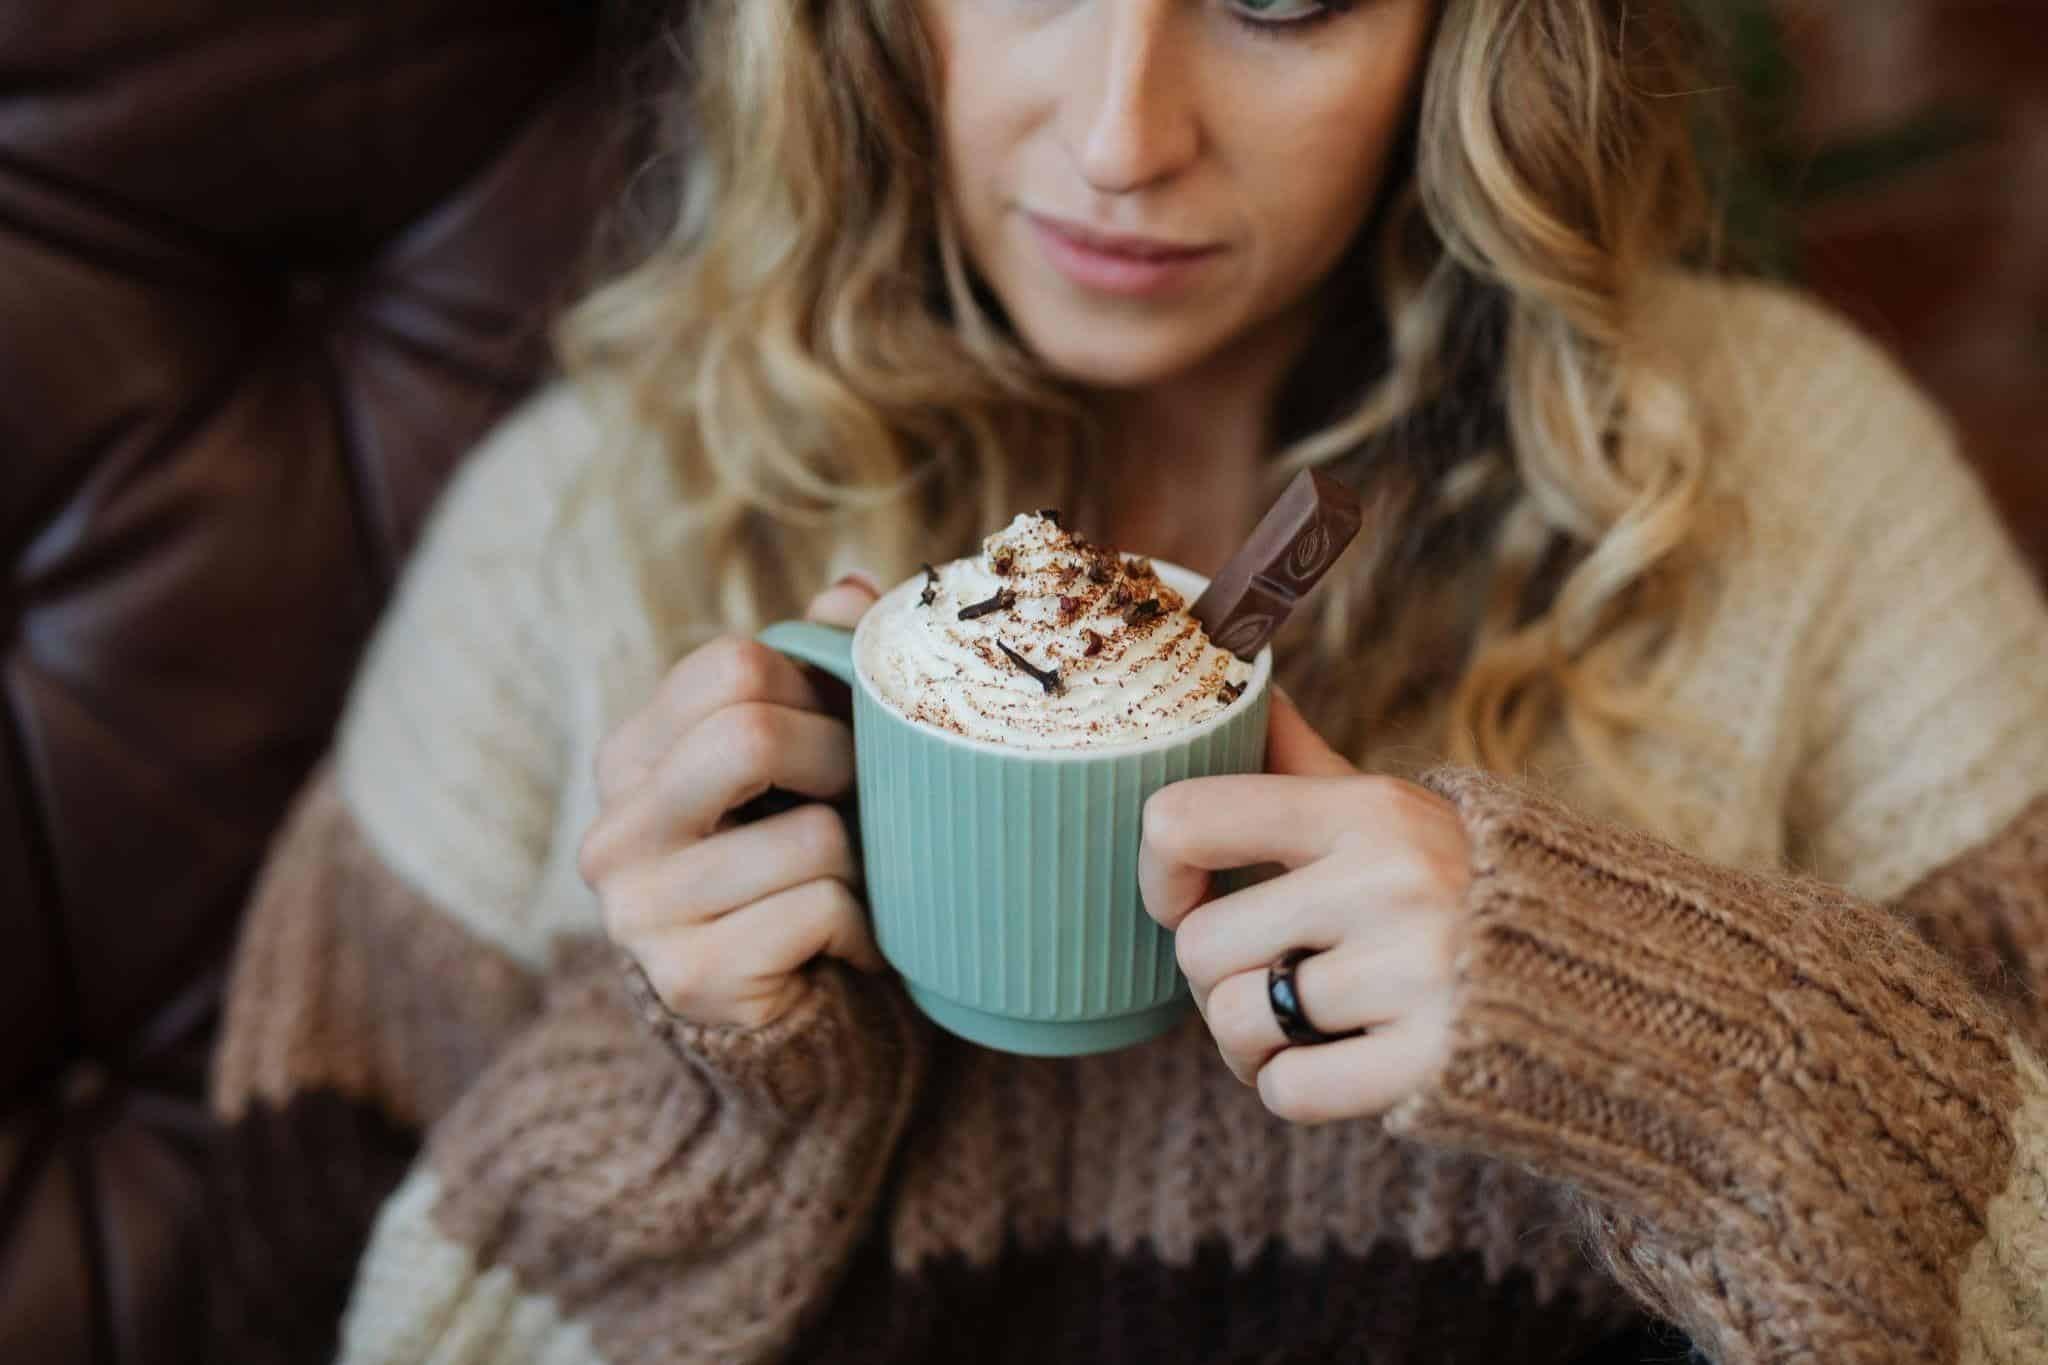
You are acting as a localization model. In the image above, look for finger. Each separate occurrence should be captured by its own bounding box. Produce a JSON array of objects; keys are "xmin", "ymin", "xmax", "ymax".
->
[
  {"xmin": 1286, "ymin": 933, "xmax": 1451, "ymax": 1034},
  {"xmin": 1171, "ymin": 860, "xmax": 1448, "ymax": 996},
  {"xmin": 1255, "ymin": 1005, "xmax": 1454, "ymax": 1124},
  {"xmin": 1171, "ymin": 859, "xmax": 1356, "ymax": 995},
  {"xmin": 712, "ymin": 874, "xmax": 885, "ymax": 977},
  {"xmin": 602, "ymin": 801, "xmax": 857, "ymax": 936},
  {"xmin": 633, "ymin": 878, "xmax": 884, "ymax": 1026},
  {"xmin": 1201, "ymin": 935, "xmax": 1448, "ymax": 1085},
  {"xmin": 804, "ymin": 571, "xmax": 882, "ymax": 629},
  {"xmin": 1265, "ymin": 687, "xmax": 1356, "ymax": 779},
  {"xmin": 1203, "ymin": 966, "xmax": 1291, "ymax": 1085},
  {"xmin": 1139, "ymin": 775, "xmax": 1377, "ymax": 932},
  {"xmin": 580, "ymin": 703, "xmax": 854, "ymax": 877},
  {"xmin": 598, "ymin": 636, "xmax": 824, "ymax": 803}
]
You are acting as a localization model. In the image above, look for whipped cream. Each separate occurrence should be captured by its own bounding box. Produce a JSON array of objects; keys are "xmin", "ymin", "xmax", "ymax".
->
[{"xmin": 859, "ymin": 513, "xmax": 1256, "ymax": 750}]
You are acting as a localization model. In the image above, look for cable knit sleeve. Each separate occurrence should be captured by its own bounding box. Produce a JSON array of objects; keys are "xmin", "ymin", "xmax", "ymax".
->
[
  {"xmin": 1391, "ymin": 769, "xmax": 2048, "ymax": 1364},
  {"xmin": 1384, "ymin": 294, "xmax": 2048, "ymax": 1363}
]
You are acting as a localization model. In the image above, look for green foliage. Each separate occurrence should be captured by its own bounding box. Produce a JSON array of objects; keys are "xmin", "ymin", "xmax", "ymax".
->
[{"xmin": 1685, "ymin": 0, "xmax": 1991, "ymax": 276}]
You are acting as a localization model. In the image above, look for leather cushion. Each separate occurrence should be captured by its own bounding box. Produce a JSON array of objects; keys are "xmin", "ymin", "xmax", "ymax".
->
[{"xmin": 0, "ymin": 2, "xmax": 623, "ymax": 1359}]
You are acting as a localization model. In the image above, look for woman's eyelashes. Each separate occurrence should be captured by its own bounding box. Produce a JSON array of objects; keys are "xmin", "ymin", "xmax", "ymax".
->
[
  {"xmin": 989, "ymin": 0, "xmax": 1359, "ymax": 40},
  {"xmin": 1227, "ymin": 0, "xmax": 1354, "ymax": 38}
]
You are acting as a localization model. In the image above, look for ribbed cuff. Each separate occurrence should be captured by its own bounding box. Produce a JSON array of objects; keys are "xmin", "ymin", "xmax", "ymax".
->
[
  {"xmin": 611, "ymin": 944, "xmax": 928, "ymax": 1123},
  {"xmin": 1386, "ymin": 767, "xmax": 2018, "ymax": 1244}
]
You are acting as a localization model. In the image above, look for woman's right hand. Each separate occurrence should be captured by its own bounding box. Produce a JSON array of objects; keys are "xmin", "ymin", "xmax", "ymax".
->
[{"xmin": 578, "ymin": 576, "xmax": 887, "ymax": 1030}]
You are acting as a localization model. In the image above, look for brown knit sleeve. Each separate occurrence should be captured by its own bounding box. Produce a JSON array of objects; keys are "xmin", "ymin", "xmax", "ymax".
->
[
  {"xmin": 206, "ymin": 763, "xmax": 546, "ymax": 1364},
  {"xmin": 1387, "ymin": 767, "xmax": 2048, "ymax": 1365},
  {"xmin": 332, "ymin": 940, "xmax": 931, "ymax": 1365}
]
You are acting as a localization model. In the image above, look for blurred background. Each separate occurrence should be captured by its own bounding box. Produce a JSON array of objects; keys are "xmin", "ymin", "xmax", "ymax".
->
[
  {"xmin": 1729, "ymin": 0, "xmax": 2048, "ymax": 566},
  {"xmin": 2, "ymin": 2, "xmax": 2043, "ymax": 1362}
]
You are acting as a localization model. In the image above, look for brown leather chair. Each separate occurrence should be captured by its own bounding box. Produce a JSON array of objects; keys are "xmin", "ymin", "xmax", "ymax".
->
[{"xmin": 0, "ymin": 3, "xmax": 627, "ymax": 1360}]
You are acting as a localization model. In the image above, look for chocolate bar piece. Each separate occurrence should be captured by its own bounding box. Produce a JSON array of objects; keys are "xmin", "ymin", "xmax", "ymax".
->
[{"xmin": 1190, "ymin": 469, "xmax": 1363, "ymax": 660}]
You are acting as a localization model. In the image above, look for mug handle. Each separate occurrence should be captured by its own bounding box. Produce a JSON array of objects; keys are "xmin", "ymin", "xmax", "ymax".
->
[
  {"xmin": 733, "ymin": 626, "xmax": 860, "ymax": 826},
  {"xmin": 750, "ymin": 621, "xmax": 863, "ymax": 835},
  {"xmin": 757, "ymin": 621, "xmax": 858, "ymax": 685}
]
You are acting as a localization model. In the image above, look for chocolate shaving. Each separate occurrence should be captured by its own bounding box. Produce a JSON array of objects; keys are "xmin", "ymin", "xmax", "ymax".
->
[
  {"xmin": 919, "ymin": 562, "xmax": 938, "ymax": 607},
  {"xmin": 1081, "ymin": 629, "xmax": 1104, "ymax": 657},
  {"xmin": 1107, "ymin": 585, "xmax": 1132, "ymax": 609},
  {"xmin": 1087, "ymin": 557, "xmax": 1114, "ymax": 585},
  {"xmin": 1219, "ymin": 679, "xmax": 1247, "ymax": 704},
  {"xmin": 998, "ymin": 641, "xmax": 1062, "ymax": 694},
  {"xmin": 1037, "ymin": 508, "xmax": 1063, "ymax": 527},
  {"xmin": 991, "ymin": 552, "xmax": 1015, "ymax": 577},
  {"xmin": 1124, "ymin": 557, "xmax": 1154, "ymax": 579},
  {"xmin": 1058, "ymin": 594, "xmax": 1082, "ymax": 620},
  {"xmin": 1122, "ymin": 597, "xmax": 1162, "ymax": 627},
  {"xmin": 958, "ymin": 587, "xmax": 1017, "ymax": 621}
]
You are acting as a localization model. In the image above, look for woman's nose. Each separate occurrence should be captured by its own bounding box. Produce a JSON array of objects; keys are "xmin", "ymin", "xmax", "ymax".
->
[{"xmin": 1070, "ymin": 3, "xmax": 1201, "ymax": 196}]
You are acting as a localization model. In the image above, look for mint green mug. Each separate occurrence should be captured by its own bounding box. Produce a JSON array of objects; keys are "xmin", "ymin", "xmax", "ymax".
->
[{"xmin": 759, "ymin": 564, "xmax": 1271, "ymax": 1057}]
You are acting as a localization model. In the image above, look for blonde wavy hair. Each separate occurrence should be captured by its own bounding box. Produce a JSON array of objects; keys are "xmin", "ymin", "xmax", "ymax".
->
[{"xmin": 560, "ymin": 0, "xmax": 1729, "ymax": 830}]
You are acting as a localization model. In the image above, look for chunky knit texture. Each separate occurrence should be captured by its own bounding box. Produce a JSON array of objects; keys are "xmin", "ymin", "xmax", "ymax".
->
[{"xmin": 208, "ymin": 274, "xmax": 2048, "ymax": 1364}]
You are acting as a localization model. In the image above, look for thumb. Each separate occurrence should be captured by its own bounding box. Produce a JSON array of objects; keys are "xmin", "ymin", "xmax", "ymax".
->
[
  {"xmin": 1264, "ymin": 687, "xmax": 1355, "ymax": 778},
  {"xmin": 804, "ymin": 570, "xmax": 882, "ymax": 629}
]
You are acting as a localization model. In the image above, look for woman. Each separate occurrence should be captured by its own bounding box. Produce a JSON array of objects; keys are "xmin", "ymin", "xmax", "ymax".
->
[{"xmin": 208, "ymin": 1, "xmax": 2048, "ymax": 1362}]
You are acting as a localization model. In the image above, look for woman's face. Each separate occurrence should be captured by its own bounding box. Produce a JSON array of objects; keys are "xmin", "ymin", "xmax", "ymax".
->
[{"xmin": 918, "ymin": 0, "xmax": 1435, "ymax": 391}]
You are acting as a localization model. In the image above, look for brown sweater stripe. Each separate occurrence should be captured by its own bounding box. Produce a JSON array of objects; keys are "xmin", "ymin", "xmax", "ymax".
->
[
  {"xmin": 879, "ymin": 1015, "xmax": 1604, "ymax": 1294},
  {"xmin": 211, "ymin": 766, "xmax": 542, "ymax": 1128}
]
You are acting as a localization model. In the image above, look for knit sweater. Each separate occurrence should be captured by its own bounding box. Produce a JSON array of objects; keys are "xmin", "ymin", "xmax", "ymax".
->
[{"xmin": 206, "ymin": 274, "xmax": 2048, "ymax": 1365}]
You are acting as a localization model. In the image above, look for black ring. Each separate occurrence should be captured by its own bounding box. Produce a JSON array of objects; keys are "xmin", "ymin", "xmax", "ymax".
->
[{"xmin": 1268, "ymin": 948, "xmax": 1352, "ymax": 1046}]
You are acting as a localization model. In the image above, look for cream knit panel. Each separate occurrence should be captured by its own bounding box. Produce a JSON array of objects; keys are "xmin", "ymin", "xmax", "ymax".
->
[
  {"xmin": 339, "ymin": 1171, "xmax": 606, "ymax": 1365},
  {"xmin": 1532, "ymin": 276, "xmax": 2048, "ymax": 894},
  {"xmin": 338, "ymin": 387, "xmax": 598, "ymax": 971},
  {"xmin": 1514, "ymin": 278, "xmax": 1921, "ymax": 872},
  {"xmin": 1958, "ymin": 1040, "xmax": 2048, "ymax": 1365},
  {"xmin": 1600, "ymin": 278, "xmax": 1860, "ymax": 867},
  {"xmin": 1762, "ymin": 313, "xmax": 2048, "ymax": 901}
]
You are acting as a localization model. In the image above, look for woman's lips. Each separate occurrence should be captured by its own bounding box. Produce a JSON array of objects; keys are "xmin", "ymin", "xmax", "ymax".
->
[{"xmin": 1026, "ymin": 213, "xmax": 1222, "ymax": 298}]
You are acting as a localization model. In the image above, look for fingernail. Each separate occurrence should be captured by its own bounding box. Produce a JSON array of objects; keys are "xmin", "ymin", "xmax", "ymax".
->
[{"xmin": 833, "ymin": 570, "xmax": 882, "ymax": 594}]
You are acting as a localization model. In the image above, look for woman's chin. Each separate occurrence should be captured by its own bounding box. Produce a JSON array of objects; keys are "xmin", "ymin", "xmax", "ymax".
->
[{"xmin": 1022, "ymin": 327, "xmax": 1211, "ymax": 393}]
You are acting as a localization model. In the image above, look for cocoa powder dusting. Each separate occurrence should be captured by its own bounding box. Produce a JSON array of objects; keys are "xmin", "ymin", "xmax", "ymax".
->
[{"xmin": 896, "ymin": 510, "xmax": 1252, "ymax": 748}]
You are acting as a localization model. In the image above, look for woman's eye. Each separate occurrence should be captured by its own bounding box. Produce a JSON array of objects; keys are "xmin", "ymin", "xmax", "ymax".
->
[
  {"xmin": 1220, "ymin": 0, "xmax": 1335, "ymax": 26},
  {"xmin": 1225, "ymin": 0, "xmax": 1346, "ymax": 32}
]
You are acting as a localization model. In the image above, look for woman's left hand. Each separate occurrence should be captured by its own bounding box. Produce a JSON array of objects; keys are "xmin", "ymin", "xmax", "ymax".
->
[{"xmin": 1138, "ymin": 691, "xmax": 1472, "ymax": 1124}]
